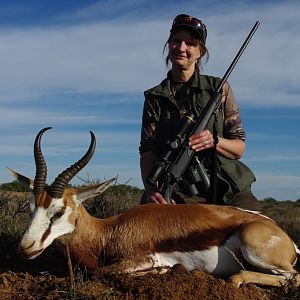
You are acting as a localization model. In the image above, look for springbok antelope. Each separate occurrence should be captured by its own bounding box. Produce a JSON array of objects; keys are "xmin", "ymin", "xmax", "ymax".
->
[{"xmin": 10, "ymin": 127, "xmax": 300, "ymax": 288}]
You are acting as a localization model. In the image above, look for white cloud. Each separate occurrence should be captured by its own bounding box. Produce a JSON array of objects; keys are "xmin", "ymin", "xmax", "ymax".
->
[
  {"xmin": 245, "ymin": 154, "xmax": 300, "ymax": 163},
  {"xmin": 0, "ymin": 20, "xmax": 166, "ymax": 103},
  {"xmin": 0, "ymin": 1, "xmax": 298, "ymax": 106},
  {"xmin": 253, "ymin": 172, "xmax": 300, "ymax": 200},
  {"xmin": 0, "ymin": 106, "xmax": 141, "ymax": 126}
]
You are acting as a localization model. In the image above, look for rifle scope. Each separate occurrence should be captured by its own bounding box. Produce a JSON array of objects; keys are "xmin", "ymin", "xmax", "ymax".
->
[{"xmin": 147, "ymin": 114, "xmax": 195, "ymax": 185}]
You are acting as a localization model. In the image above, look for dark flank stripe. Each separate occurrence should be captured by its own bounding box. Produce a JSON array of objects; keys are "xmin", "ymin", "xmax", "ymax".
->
[{"xmin": 154, "ymin": 225, "xmax": 237, "ymax": 252}]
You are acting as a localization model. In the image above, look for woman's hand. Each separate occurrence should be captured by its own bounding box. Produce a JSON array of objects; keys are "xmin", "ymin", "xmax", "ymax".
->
[
  {"xmin": 150, "ymin": 192, "xmax": 176, "ymax": 205},
  {"xmin": 188, "ymin": 129, "xmax": 215, "ymax": 152},
  {"xmin": 188, "ymin": 130, "xmax": 246, "ymax": 159}
]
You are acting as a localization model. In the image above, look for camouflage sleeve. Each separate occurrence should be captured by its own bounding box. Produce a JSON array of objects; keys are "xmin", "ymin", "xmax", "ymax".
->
[
  {"xmin": 221, "ymin": 82, "xmax": 246, "ymax": 141},
  {"xmin": 139, "ymin": 95, "xmax": 159, "ymax": 155}
]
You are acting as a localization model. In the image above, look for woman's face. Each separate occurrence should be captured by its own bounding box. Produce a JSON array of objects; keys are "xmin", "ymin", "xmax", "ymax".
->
[{"xmin": 168, "ymin": 29, "xmax": 202, "ymax": 70}]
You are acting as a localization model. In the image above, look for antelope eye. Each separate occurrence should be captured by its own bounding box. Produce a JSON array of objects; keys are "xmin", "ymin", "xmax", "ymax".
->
[{"xmin": 50, "ymin": 212, "xmax": 64, "ymax": 223}]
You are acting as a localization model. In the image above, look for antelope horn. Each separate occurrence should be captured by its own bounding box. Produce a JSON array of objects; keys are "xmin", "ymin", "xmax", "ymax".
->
[
  {"xmin": 48, "ymin": 131, "xmax": 96, "ymax": 198},
  {"xmin": 33, "ymin": 127, "xmax": 52, "ymax": 195}
]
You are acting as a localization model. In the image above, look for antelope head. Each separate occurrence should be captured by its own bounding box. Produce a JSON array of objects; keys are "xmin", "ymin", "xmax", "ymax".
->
[{"xmin": 10, "ymin": 127, "xmax": 115, "ymax": 259}]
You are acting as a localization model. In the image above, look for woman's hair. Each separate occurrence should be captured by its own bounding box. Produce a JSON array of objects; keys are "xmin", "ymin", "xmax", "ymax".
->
[{"xmin": 163, "ymin": 28, "xmax": 209, "ymax": 71}]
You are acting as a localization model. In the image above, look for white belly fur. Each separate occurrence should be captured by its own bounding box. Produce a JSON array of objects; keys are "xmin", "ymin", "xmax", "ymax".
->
[
  {"xmin": 153, "ymin": 245, "xmax": 241, "ymax": 277},
  {"xmin": 129, "ymin": 232, "xmax": 243, "ymax": 277}
]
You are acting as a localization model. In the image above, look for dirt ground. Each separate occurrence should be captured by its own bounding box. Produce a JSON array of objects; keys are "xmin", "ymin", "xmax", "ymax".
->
[{"xmin": 0, "ymin": 250, "xmax": 299, "ymax": 300}]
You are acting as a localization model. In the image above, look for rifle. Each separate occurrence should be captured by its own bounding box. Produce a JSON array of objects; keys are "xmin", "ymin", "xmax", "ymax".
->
[{"xmin": 147, "ymin": 21, "xmax": 260, "ymax": 203}]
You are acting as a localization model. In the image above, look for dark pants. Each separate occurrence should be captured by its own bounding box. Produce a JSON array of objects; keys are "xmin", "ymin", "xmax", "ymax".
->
[{"xmin": 224, "ymin": 192, "xmax": 260, "ymax": 211}]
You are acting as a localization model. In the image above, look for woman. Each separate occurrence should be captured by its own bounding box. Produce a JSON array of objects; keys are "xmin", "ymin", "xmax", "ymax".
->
[{"xmin": 139, "ymin": 14, "xmax": 259, "ymax": 210}]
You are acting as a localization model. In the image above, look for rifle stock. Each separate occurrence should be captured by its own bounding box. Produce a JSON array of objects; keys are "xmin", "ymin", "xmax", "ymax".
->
[{"xmin": 147, "ymin": 21, "xmax": 260, "ymax": 203}]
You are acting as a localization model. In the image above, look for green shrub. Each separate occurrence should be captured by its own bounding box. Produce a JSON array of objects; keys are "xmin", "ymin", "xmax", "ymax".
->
[{"xmin": 0, "ymin": 180, "xmax": 27, "ymax": 192}]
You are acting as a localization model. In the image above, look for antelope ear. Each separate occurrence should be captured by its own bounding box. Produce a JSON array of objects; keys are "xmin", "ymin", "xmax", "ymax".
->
[
  {"xmin": 7, "ymin": 167, "xmax": 34, "ymax": 192},
  {"xmin": 75, "ymin": 177, "xmax": 116, "ymax": 205}
]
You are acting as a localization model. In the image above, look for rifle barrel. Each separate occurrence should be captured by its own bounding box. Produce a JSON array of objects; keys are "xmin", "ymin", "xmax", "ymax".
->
[{"xmin": 216, "ymin": 21, "xmax": 260, "ymax": 93}]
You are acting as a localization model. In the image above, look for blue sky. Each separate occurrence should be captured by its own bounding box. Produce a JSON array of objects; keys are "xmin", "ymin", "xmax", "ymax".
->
[{"xmin": 0, "ymin": 0, "xmax": 299, "ymax": 200}]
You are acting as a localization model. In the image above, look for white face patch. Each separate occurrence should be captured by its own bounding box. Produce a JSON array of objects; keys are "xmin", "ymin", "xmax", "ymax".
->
[
  {"xmin": 43, "ymin": 205, "xmax": 75, "ymax": 248},
  {"xmin": 20, "ymin": 197, "xmax": 75, "ymax": 259}
]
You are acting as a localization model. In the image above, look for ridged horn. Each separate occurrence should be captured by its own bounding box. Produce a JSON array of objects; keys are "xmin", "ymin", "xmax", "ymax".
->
[
  {"xmin": 48, "ymin": 131, "xmax": 96, "ymax": 198},
  {"xmin": 33, "ymin": 127, "xmax": 52, "ymax": 195}
]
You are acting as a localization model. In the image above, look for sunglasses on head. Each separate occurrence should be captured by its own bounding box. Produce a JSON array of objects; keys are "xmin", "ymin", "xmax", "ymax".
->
[{"xmin": 171, "ymin": 14, "xmax": 207, "ymax": 43}]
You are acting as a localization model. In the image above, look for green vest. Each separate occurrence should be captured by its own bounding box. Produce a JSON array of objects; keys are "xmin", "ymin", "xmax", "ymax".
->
[{"xmin": 144, "ymin": 71, "xmax": 256, "ymax": 201}]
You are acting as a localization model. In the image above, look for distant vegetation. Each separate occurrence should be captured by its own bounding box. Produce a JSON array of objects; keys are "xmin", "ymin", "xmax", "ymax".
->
[
  {"xmin": 0, "ymin": 180, "xmax": 143, "ymax": 194},
  {"xmin": 0, "ymin": 180, "xmax": 28, "ymax": 192}
]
